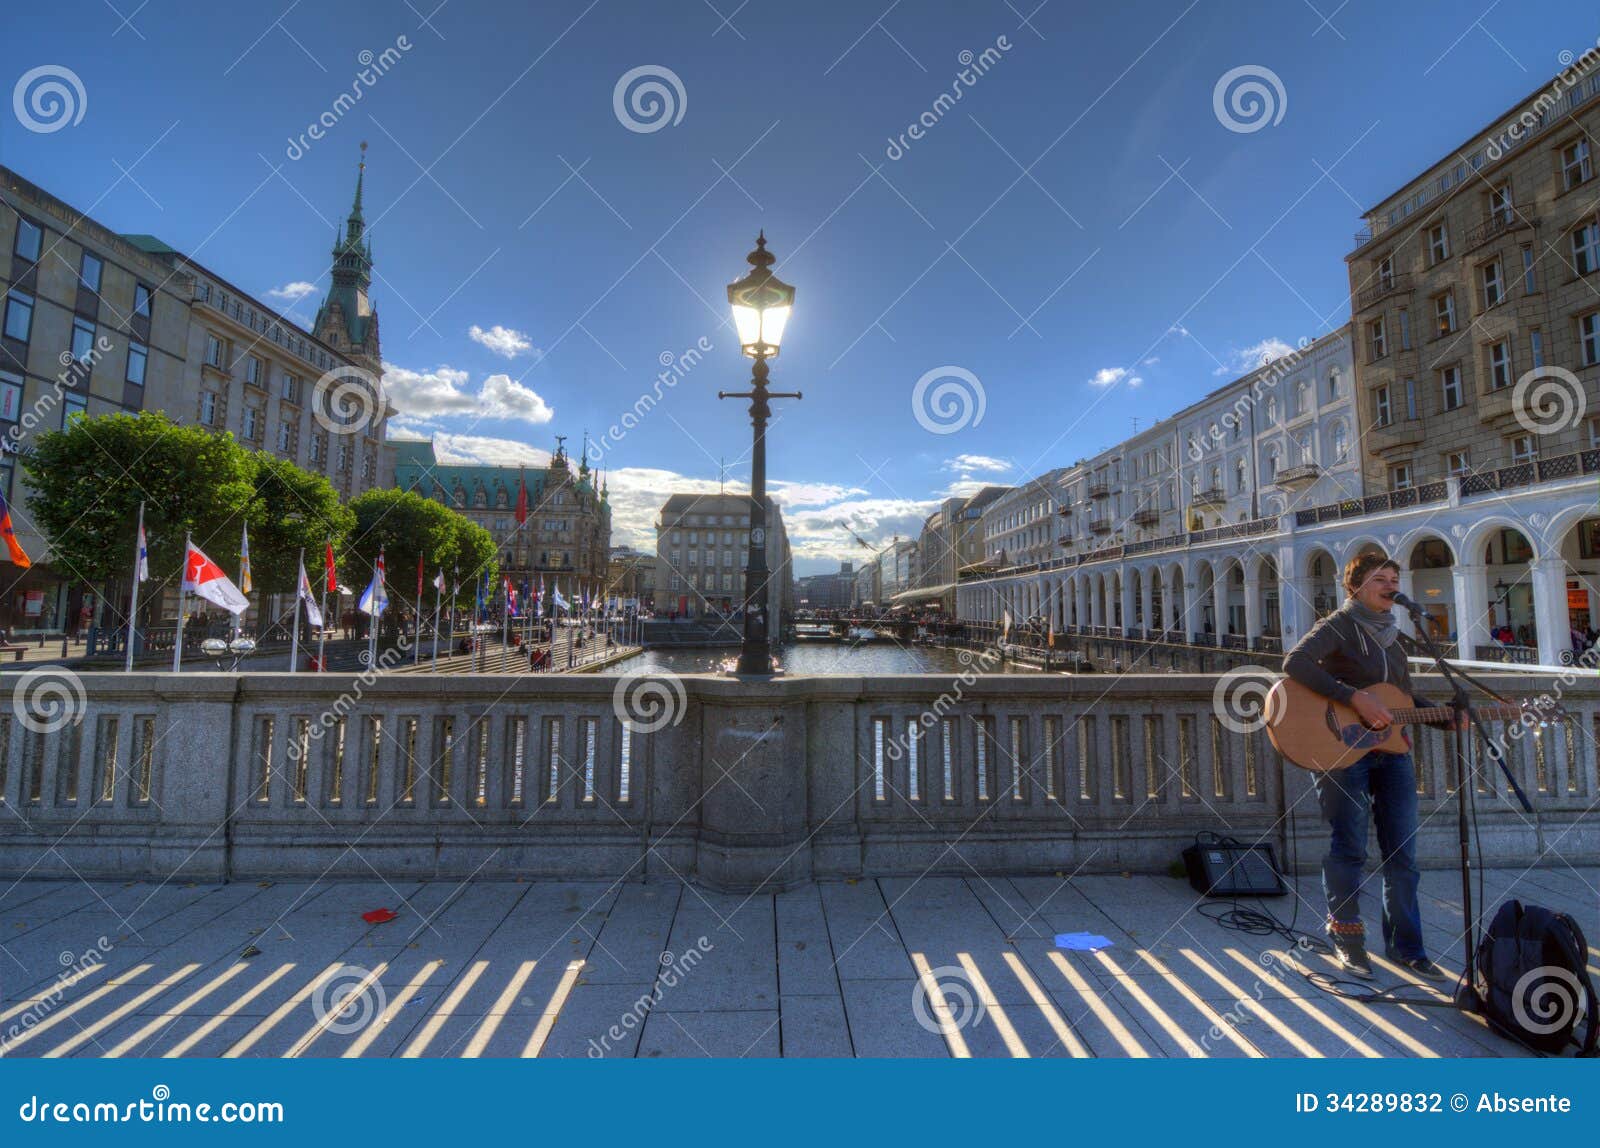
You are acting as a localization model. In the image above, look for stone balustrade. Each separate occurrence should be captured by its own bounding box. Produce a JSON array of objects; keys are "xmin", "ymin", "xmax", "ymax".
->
[{"xmin": 1, "ymin": 671, "xmax": 1594, "ymax": 891}]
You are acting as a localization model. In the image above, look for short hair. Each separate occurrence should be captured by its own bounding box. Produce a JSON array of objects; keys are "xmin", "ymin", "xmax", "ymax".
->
[{"xmin": 1343, "ymin": 552, "xmax": 1400, "ymax": 594}]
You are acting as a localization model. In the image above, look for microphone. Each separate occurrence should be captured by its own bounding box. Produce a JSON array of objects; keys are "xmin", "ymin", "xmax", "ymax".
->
[{"xmin": 1391, "ymin": 591, "xmax": 1426, "ymax": 616}]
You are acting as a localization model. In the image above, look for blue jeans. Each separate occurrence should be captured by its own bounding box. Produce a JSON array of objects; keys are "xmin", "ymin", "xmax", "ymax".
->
[{"xmin": 1312, "ymin": 750, "xmax": 1426, "ymax": 960}]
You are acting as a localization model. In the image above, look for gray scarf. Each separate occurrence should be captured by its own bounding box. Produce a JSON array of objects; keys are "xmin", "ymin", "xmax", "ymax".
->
[{"xmin": 1342, "ymin": 598, "xmax": 1399, "ymax": 648}]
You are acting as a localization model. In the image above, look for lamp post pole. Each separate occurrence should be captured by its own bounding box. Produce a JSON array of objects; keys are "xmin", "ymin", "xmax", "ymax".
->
[{"xmin": 721, "ymin": 232, "xmax": 798, "ymax": 677}]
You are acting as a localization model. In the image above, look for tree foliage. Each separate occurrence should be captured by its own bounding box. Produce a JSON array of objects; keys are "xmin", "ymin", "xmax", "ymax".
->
[
  {"xmin": 345, "ymin": 488, "xmax": 496, "ymax": 613},
  {"xmin": 240, "ymin": 453, "xmax": 354, "ymax": 592}
]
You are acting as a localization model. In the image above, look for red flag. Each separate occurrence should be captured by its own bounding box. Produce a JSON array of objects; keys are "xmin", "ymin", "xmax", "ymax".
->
[
  {"xmin": 0, "ymin": 490, "xmax": 31, "ymax": 569},
  {"xmin": 324, "ymin": 542, "xmax": 336, "ymax": 594},
  {"xmin": 182, "ymin": 542, "xmax": 249, "ymax": 614},
  {"xmin": 515, "ymin": 471, "xmax": 529, "ymax": 526}
]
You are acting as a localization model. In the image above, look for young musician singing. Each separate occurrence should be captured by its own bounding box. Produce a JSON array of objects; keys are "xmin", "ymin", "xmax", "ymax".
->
[{"xmin": 1283, "ymin": 552, "xmax": 1459, "ymax": 981}]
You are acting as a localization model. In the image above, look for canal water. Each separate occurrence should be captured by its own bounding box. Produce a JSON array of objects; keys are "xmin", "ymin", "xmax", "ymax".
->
[{"xmin": 611, "ymin": 642, "xmax": 1049, "ymax": 675}]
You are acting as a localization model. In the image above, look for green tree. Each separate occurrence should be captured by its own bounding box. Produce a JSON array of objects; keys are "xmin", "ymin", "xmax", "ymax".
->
[
  {"xmin": 346, "ymin": 488, "xmax": 495, "ymax": 616},
  {"xmin": 21, "ymin": 411, "xmax": 254, "ymax": 587},
  {"xmin": 238, "ymin": 453, "xmax": 354, "ymax": 593}
]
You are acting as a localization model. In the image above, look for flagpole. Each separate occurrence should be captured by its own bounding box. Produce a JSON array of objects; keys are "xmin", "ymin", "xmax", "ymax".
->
[
  {"xmin": 413, "ymin": 555, "xmax": 424, "ymax": 667},
  {"xmin": 317, "ymin": 542, "xmax": 330, "ymax": 673},
  {"xmin": 448, "ymin": 565, "xmax": 458, "ymax": 667},
  {"xmin": 500, "ymin": 579, "xmax": 510, "ymax": 669},
  {"xmin": 431, "ymin": 571, "xmax": 441, "ymax": 670},
  {"xmin": 289, "ymin": 547, "xmax": 303, "ymax": 673},
  {"xmin": 124, "ymin": 501, "xmax": 144, "ymax": 673},
  {"xmin": 172, "ymin": 532, "xmax": 190, "ymax": 674}
]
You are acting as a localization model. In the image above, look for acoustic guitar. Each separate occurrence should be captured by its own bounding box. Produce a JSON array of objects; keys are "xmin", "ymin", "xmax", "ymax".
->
[{"xmin": 1264, "ymin": 678, "xmax": 1560, "ymax": 772}]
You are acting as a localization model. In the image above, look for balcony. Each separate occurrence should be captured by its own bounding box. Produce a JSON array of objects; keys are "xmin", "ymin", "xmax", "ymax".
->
[
  {"xmin": 1057, "ymin": 533, "xmax": 1074, "ymax": 546},
  {"xmin": 1367, "ymin": 420, "xmax": 1424, "ymax": 453},
  {"xmin": 1273, "ymin": 463, "xmax": 1321, "ymax": 488},
  {"xmin": 1357, "ymin": 273, "xmax": 1411, "ymax": 311},
  {"xmin": 1476, "ymin": 384, "xmax": 1517, "ymax": 427},
  {"xmin": 1190, "ymin": 487, "xmax": 1226, "ymax": 508},
  {"xmin": 1087, "ymin": 480, "xmax": 1111, "ymax": 499},
  {"xmin": 1132, "ymin": 507, "xmax": 1160, "ymax": 527},
  {"xmin": 1463, "ymin": 211, "xmax": 1534, "ymax": 253},
  {"xmin": 1087, "ymin": 516, "xmax": 1113, "ymax": 535}
]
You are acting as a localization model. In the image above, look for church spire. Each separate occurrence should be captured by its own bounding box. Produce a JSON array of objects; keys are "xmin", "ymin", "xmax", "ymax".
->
[{"xmin": 314, "ymin": 142, "xmax": 378, "ymax": 362}]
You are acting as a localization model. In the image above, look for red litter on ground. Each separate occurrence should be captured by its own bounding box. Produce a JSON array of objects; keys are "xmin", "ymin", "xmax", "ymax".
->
[{"xmin": 362, "ymin": 908, "xmax": 398, "ymax": 924}]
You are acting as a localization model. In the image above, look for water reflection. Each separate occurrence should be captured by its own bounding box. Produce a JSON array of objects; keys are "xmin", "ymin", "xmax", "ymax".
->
[{"xmin": 611, "ymin": 643, "xmax": 1048, "ymax": 675}]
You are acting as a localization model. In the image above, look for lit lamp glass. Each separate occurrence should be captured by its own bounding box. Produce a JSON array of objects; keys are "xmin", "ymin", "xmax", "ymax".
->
[{"xmin": 726, "ymin": 232, "xmax": 794, "ymax": 358}]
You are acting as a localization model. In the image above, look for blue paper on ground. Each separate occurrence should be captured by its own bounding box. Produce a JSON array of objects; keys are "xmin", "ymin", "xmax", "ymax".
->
[{"xmin": 1055, "ymin": 932, "xmax": 1112, "ymax": 951}]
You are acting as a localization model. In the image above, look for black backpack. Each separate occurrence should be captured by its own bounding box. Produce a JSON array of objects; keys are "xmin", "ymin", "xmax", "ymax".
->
[{"xmin": 1464, "ymin": 899, "xmax": 1598, "ymax": 1056}]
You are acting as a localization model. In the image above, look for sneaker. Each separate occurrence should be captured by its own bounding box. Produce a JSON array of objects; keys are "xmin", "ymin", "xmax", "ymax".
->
[
  {"xmin": 1395, "ymin": 956, "xmax": 1448, "ymax": 982},
  {"xmin": 1331, "ymin": 934, "xmax": 1374, "ymax": 979}
]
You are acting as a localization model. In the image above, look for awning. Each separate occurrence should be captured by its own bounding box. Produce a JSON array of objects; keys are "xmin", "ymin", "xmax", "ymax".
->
[{"xmin": 890, "ymin": 582, "xmax": 956, "ymax": 605}]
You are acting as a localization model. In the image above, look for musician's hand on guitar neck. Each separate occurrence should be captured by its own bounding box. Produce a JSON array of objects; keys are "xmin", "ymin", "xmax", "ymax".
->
[{"xmin": 1350, "ymin": 689, "xmax": 1393, "ymax": 730}]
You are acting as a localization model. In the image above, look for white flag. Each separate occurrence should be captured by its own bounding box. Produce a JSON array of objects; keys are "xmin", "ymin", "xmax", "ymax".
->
[{"xmin": 297, "ymin": 559, "xmax": 324, "ymax": 628}]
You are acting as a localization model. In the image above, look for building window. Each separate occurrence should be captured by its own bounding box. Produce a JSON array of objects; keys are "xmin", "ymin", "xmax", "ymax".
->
[
  {"xmin": 1265, "ymin": 395, "xmax": 1279, "ymax": 424},
  {"xmin": 1509, "ymin": 433, "xmax": 1537, "ymax": 464},
  {"xmin": 310, "ymin": 434, "xmax": 324, "ymax": 464},
  {"xmin": 1446, "ymin": 450, "xmax": 1470, "ymax": 476},
  {"xmin": 1328, "ymin": 368, "xmax": 1342, "ymax": 399},
  {"xmin": 1521, "ymin": 245, "xmax": 1537, "ymax": 293},
  {"xmin": 1374, "ymin": 385, "xmax": 1392, "ymax": 427},
  {"xmin": 1530, "ymin": 328, "xmax": 1544, "ymax": 367},
  {"xmin": 1389, "ymin": 463, "xmax": 1413, "ymax": 491},
  {"xmin": 0, "ymin": 372, "xmax": 23, "ymax": 422},
  {"xmin": 79, "ymin": 251, "xmax": 102, "ymax": 294},
  {"xmin": 1397, "ymin": 308, "xmax": 1411, "ymax": 350},
  {"xmin": 2, "ymin": 292, "xmax": 35, "ymax": 342},
  {"xmin": 1377, "ymin": 254, "xmax": 1394, "ymax": 288},
  {"xmin": 281, "ymin": 373, "xmax": 299, "ymax": 403},
  {"xmin": 1488, "ymin": 341, "xmax": 1512, "ymax": 390},
  {"xmin": 70, "ymin": 318, "xmax": 96, "ymax": 363},
  {"xmin": 1367, "ymin": 317, "xmax": 1386, "ymax": 360},
  {"xmin": 244, "ymin": 356, "xmax": 263, "ymax": 386},
  {"xmin": 1233, "ymin": 459, "xmax": 1246, "ymax": 492},
  {"xmin": 1574, "ymin": 222, "xmax": 1600, "ymax": 276},
  {"xmin": 125, "ymin": 342, "xmax": 147, "ymax": 386},
  {"xmin": 1332, "ymin": 422, "xmax": 1349, "ymax": 461},
  {"xmin": 1404, "ymin": 377, "xmax": 1417, "ymax": 420},
  {"xmin": 1583, "ymin": 312, "xmax": 1600, "ymax": 366},
  {"xmin": 1562, "ymin": 138, "xmax": 1592, "ymax": 191},
  {"xmin": 1440, "ymin": 365, "xmax": 1463, "ymax": 410},
  {"xmin": 199, "ymin": 392, "xmax": 217, "ymax": 426},
  {"xmin": 243, "ymin": 407, "xmax": 261, "ymax": 441},
  {"xmin": 1428, "ymin": 223, "xmax": 1449, "ymax": 264},
  {"xmin": 1481, "ymin": 259, "xmax": 1503, "ymax": 308},
  {"xmin": 12, "ymin": 217, "xmax": 42, "ymax": 262},
  {"xmin": 63, "ymin": 392, "xmax": 87, "ymax": 426},
  {"xmin": 1489, "ymin": 182, "xmax": 1512, "ymax": 223},
  {"xmin": 204, "ymin": 334, "xmax": 224, "ymax": 368},
  {"xmin": 278, "ymin": 422, "xmax": 294, "ymax": 453},
  {"xmin": 1434, "ymin": 291, "xmax": 1456, "ymax": 336},
  {"xmin": 133, "ymin": 283, "xmax": 153, "ymax": 318}
]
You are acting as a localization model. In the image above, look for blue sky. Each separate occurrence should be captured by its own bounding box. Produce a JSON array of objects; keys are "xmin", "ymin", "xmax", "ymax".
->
[{"xmin": 4, "ymin": 0, "xmax": 1594, "ymax": 573}]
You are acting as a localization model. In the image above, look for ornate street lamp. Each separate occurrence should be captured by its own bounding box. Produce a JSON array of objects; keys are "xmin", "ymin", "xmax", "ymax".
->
[{"xmin": 721, "ymin": 232, "xmax": 800, "ymax": 676}]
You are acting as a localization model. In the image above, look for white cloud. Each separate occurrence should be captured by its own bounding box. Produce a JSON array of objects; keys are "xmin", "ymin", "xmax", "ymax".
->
[
  {"xmin": 381, "ymin": 362, "xmax": 555, "ymax": 425},
  {"xmin": 1141, "ymin": 355, "xmax": 1160, "ymax": 366},
  {"xmin": 469, "ymin": 324, "xmax": 537, "ymax": 359},
  {"xmin": 430, "ymin": 433, "xmax": 552, "ymax": 468},
  {"xmin": 941, "ymin": 453, "xmax": 1012, "ymax": 475},
  {"xmin": 267, "ymin": 281, "xmax": 317, "ymax": 303},
  {"xmin": 769, "ymin": 481, "xmax": 868, "ymax": 507},
  {"xmin": 1087, "ymin": 366, "xmax": 1142, "ymax": 389},
  {"xmin": 1214, "ymin": 336, "xmax": 1295, "ymax": 376}
]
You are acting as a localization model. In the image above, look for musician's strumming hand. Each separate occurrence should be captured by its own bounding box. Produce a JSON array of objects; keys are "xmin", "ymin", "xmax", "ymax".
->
[{"xmin": 1350, "ymin": 689, "xmax": 1393, "ymax": 730}]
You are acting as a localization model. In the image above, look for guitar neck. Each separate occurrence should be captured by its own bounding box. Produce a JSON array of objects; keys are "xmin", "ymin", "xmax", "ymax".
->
[{"xmin": 1389, "ymin": 704, "xmax": 1521, "ymax": 725}]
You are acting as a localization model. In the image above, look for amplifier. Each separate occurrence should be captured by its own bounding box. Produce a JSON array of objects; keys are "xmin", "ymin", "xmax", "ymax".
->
[{"xmin": 1182, "ymin": 838, "xmax": 1287, "ymax": 898}]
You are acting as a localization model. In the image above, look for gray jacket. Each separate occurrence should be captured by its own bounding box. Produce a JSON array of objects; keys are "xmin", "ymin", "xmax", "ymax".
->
[{"xmin": 1283, "ymin": 606, "xmax": 1429, "ymax": 708}]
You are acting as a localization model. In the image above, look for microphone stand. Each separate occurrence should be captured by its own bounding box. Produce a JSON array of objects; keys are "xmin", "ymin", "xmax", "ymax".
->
[{"xmin": 1400, "ymin": 602, "xmax": 1533, "ymax": 985}]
